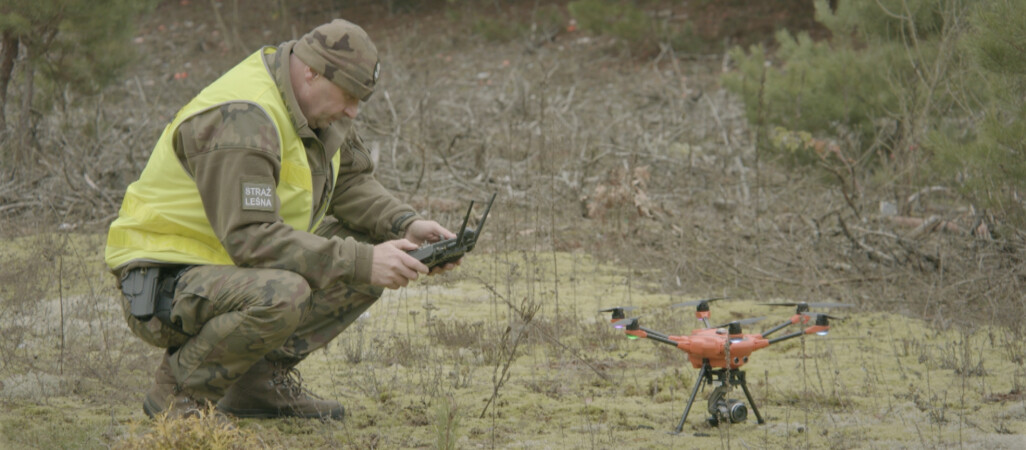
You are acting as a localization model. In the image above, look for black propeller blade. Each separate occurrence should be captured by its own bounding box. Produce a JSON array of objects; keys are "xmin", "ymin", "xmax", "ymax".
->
[
  {"xmin": 711, "ymin": 316, "xmax": 766, "ymax": 330},
  {"xmin": 611, "ymin": 317, "xmax": 640, "ymax": 331},
  {"xmin": 800, "ymin": 312, "xmax": 844, "ymax": 320},
  {"xmin": 671, "ymin": 296, "xmax": 728, "ymax": 309},
  {"xmin": 599, "ymin": 306, "xmax": 637, "ymax": 320},
  {"xmin": 764, "ymin": 302, "xmax": 854, "ymax": 314},
  {"xmin": 801, "ymin": 312, "xmax": 844, "ymax": 327}
]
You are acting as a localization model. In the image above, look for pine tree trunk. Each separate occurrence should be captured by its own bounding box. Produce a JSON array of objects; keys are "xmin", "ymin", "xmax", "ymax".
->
[
  {"xmin": 0, "ymin": 31, "xmax": 18, "ymax": 131},
  {"xmin": 17, "ymin": 52, "xmax": 34, "ymax": 164}
]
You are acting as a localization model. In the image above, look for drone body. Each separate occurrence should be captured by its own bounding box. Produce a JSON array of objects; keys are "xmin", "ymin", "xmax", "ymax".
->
[
  {"xmin": 673, "ymin": 330, "xmax": 770, "ymax": 369},
  {"xmin": 624, "ymin": 327, "xmax": 769, "ymax": 369}
]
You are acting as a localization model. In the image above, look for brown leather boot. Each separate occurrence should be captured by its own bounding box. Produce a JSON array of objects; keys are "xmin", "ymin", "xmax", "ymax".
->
[
  {"xmin": 143, "ymin": 351, "xmax": 219, "ymax": 421},
  {"xmin": 217, "ymin": 358, "xmax": 344, "ymax": 420}
]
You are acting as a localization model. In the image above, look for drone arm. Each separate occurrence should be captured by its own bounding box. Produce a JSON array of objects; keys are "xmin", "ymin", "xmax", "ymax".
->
[
  {"xmin": 767, "ymin": 330, "xmax": 802, "ymax": 345},
  {"xmin": 641, "ymin": 328, "xmax": 678, "ymax": 346},
  {"xmin": 640, "ymin": 327, "xmax": 669, "ymax": 340},
  {"xmin": 626, "ymin": 328, "xmax": 678, "ymax": 347},
  {"xmin": 766, "ymin": 324, "xmax": 829, "ymax": 345},
  {"xmin": 760, "ymin": 320, "xmax": 793, "ymax": 338},
  {"xmin": 804, "ymin": 324, "xmax": 829, "ymax": 335}
]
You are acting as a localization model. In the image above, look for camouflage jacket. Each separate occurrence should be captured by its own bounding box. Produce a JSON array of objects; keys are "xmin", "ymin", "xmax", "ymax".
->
[{"xmin": 118, "ymin": 41, "xmax": 420, "ymax": 289}]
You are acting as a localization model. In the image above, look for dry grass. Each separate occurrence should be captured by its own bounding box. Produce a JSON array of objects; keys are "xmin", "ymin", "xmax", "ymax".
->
[
  {"xmin": 1, "ymin": 1, "xmax": 1025, "ymax": 448},
  {"xmin": 117, "ymin": 405, "xmax": 263, "ymax": 450}
]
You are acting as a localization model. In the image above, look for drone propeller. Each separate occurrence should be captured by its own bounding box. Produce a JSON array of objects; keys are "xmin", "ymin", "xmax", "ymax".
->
[
  {"xmin": 599, "ymin": 306, "xmax": 637, "ymax": 320},
  {"xmin": 708, "ymin": 317, "xmax": 765, "ymax": 342},
  {"xmin": 672, "ymin": 297, "xmax": 727, "ymax": 325},
  {"xmin": 670, "ymin": 296, "xmax": 728, "ymax": 309},
  {"xmin": 803, "ymin": 312, "xmax": 842, "ymax": 329},
  {"xmin": 801, "ymin": 312, "xmax": 844, "ymax": 321},
  {"xmin": 611, "ymin": 317, "xmax": 640, "ymax": 331},
  {"xmin": 711, "ymin": 316, "xmax": 766, "ymax": 330},
  {"xmin": 764, "ymin": 301, "xmax": 854, "ymax": 314}
]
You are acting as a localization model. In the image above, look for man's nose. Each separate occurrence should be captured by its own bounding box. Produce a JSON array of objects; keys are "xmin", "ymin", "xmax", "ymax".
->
[{"xmin": 343, "ymin": 102, "xmax": 359, "ymax": 119}]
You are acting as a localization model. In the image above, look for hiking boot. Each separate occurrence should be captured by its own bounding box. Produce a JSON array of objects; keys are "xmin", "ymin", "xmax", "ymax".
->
[
  {"xmin": 143, "ymin": 352, "xmax": 204, "ymax": 419},
  {"xmin": 142, "ymin": 352, "xmax": 233, "ymax": 428},
  {"xmin": 217, "ymin": 358, "xmax": 344, "ymax": 420}
]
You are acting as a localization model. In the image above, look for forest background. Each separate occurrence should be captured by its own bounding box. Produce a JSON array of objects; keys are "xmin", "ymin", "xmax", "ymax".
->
[{"xmin": 1, "ymin": 0, "xmax": 1025, "ymax": 448}]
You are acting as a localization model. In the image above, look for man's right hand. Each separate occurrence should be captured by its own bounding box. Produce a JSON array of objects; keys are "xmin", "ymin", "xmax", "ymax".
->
[{"xmin": 370, "ymin": 239, "xmax": 430, "ymax": 289}]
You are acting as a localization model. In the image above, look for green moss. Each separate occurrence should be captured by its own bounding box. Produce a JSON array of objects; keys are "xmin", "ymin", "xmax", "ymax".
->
[{"xmin": 2, "ymin": 235, "xmax": 1024, "ymax": 447}]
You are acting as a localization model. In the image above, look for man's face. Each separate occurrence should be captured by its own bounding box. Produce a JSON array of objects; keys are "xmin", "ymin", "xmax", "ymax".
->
[{"xmin": 298, "ymin": 68, "xmax": 361, "ymax": 130}]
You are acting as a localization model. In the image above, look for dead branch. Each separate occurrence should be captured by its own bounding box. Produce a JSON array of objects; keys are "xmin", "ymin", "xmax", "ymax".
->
[
  {"xmin": 888, "ymin": 215, "xmax": 963, "ymax": 237},
  {"xmin": 836, "ymin": 213, "xmax": 897, "ymax": 264},
  {"xmin": 907, "ymin": 186, "xmax": 949, "ymax": 205}
]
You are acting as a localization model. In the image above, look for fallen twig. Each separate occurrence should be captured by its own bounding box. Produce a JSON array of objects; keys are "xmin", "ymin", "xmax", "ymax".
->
[{"xmin": 836, "ymin": 213, "xmax": 897, "ymax": 264}]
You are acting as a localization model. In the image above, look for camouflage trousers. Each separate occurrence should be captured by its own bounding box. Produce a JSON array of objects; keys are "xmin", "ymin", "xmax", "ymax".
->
[{"xmin": 119, "ymin": 218, "xmax": 384, "ymax": 401}]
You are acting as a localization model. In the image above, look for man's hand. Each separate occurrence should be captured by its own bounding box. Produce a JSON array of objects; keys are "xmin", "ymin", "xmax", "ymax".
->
[
  {"xmin": 404, "ymin": 219, "xmax": 461, "ymax": 275},
  {"xmin": 370, "ymin": 239, "xmax": 429, "ymax": 289},
  {"xmin": 404, "ymin": 219, "xmax": 455, "ymax": 244}
]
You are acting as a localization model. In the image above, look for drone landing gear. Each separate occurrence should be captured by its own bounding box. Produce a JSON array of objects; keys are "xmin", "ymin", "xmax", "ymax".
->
[{"xmin": 671, "ymin": 361, "xmax": 765, "ymax": 435}]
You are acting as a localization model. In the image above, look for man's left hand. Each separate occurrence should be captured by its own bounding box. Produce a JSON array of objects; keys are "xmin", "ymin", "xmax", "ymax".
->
[{"xmin": 404, "ymin": 219, "xmax": 461, "ymax": 274}]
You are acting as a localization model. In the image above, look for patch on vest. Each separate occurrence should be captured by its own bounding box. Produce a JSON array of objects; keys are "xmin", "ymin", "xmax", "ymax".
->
[{"xmin": 242, "ymin": 181, "xmax": 275, "ymax": 211}]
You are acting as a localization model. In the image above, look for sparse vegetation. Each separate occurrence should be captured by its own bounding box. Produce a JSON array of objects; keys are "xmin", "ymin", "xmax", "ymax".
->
[
  {"xmin": 1, "ymin": 0, "xmax": 1025, "ymax": 448},
  {"xmin": 116, "ymin": 405, "xmax": 261, "ymax": 450},
  {"xmin": 0, "ymin": 0, "xmax": 158, "ymax": 165},
  {"xmin": 432, "ymin": 394, "xmax": 462, "ymax": 450},
  {"xmin": 725, "ymin": 0, "xmax": 1026, "ymax": 228}
]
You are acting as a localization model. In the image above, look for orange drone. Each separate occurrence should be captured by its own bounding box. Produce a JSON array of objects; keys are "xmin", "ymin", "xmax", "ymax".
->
[{"xmin": 600, "ymin": 298, "xmax": 850, "ymax": 433}]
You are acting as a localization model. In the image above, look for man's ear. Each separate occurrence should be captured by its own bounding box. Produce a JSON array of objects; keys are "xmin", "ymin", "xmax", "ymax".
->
[{"xmin": 304, "ymin": 66, "xmax": 318, "ymax": 83}]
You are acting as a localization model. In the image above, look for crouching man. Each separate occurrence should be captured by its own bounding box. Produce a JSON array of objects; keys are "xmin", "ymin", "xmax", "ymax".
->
[{"xmin": 105, "ymin": 19, "xmax": 457, "ymax": 420}]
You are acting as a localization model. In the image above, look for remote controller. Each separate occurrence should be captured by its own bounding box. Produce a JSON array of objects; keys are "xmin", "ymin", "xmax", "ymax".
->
[{"xmin": 407, "ymin": 193, "xmax": 496, "ymax": 269}]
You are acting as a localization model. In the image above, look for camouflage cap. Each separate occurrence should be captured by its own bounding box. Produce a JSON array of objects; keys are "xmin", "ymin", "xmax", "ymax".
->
[{"xmin": 293, "ymin": 19, "xmax": 380, "ymax": 101}]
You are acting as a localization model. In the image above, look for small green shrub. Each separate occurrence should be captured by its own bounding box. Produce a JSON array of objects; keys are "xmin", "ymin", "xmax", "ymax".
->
[
  {"xmin": 471, "ymin": 16, "xmax": 524, "ymax": 43},
  {"xmin": 930, "ymin": 0, "xmax": 1026, "ymax": 227},
  {"xmin": 568, "ymin": 0, "xmax": 669, "ymax": 55},
  {"xmin": 722, "ymin": 0, "xmax": 1026, "ymax": 226},
  {"xmin": 722, "ymin": 27, "xmax": 905, "ymax": 162},
  {"xmin": 569, "ymin": 0, "xmax": 653, "ymax": 45},
  {"xmin": 432, "ymin": 394, "xmax": 463, "ymax": 450},
  {"xmin": 817, "ymin": 0, "xmax": 947, "ymax": 44},
  {"xmin": 454, "ymin": 4, "xmax": 565, "ymax": 44},
  {"xmin": 533, "ymin": 3, "xmax": 567, "ymax": 38}
]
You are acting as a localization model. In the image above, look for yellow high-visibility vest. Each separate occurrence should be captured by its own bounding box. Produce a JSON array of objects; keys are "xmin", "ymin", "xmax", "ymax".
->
[{"xmin": 106, "ymin": 47, "xmax": 340, "ymax": 269}]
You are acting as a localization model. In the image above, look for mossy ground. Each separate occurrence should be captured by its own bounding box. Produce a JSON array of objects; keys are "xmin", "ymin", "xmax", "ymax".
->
[
  {"xmin": 1, "ymin": 240, "xmax": 1024, "ymax": 448},
  {"xmin": 2, "ymin": 2, "xmax": 1025, "ymax": 448}
]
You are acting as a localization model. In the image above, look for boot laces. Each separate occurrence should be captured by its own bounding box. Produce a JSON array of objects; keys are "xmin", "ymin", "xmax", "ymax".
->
[{"xmin": 272, "ymin": 365, "xmax": 320, "ymax": 399}]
